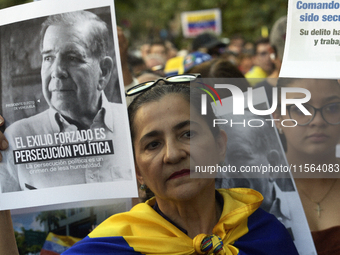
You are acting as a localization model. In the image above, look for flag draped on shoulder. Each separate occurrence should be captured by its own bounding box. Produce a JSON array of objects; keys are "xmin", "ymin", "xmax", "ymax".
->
[{"xmin": 62, "ymin": 188, "xmax": 298, "ymax": 255}]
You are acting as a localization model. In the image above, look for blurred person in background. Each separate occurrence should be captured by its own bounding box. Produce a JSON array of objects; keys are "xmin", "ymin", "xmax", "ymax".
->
[
  {"xmin": 227, "ymin": 34, "xmax": 245, "ymax": 56},
  {"xmin": 140, "ymin": 43, "xmax": 150, "ymax": 60},
  {"xmin": 238, "ymin": 51, "xmax": 254, "ymax": 75},
  {"xmin": 164, "ymin": 32, "xmax": 227, "ymax": 77},
  {"xmin": 182, "ymin": 51, "xmax": 212, "ymax": 74},
  {"xmin": 209, "ymin": 58, "xmax": 247, "ymax": 80},
  {"xmin": 143, "ymin": 54, "xmax": 166, "ymax": 76},
  {"xmin": 245, "ymin": 37, "xmax": 275, "ymax": 85},
  {"xmin": 191, "ymin": 32, "xmax": 227, "ymax": 58},
  {"xmin": 127, "ymin": 54, "xmax": 148, "ymax": 78},
  {"xmin": 255, "ymin": 16, "xmax": 287, "ymax": 105},
  {"xmin": 164, "ymin": 51, "xmax": 212, "ymax": 77},
  {"xmin": 149, "ymin": 40, "xmax": 168, "ymax": 61},
  {"xmin": 178, "ymin": 56, "xmax": 249, "ymax": 105},
  {"xmin": 165, "ymin": 40, "xmax": 178, "ymax": 60},
  {"xmin": 238, "ymin": 41, "xmax": 255, "ymax": 74}
]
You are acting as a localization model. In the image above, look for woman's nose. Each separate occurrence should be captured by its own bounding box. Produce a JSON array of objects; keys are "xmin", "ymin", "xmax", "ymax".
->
[
  {"xmin": 163, "ymin": 140, "xmax": 187, "ymax": 164},
  {"xmin": 309, "ymin": 109, "xmax": 327, "ymax": 126}
]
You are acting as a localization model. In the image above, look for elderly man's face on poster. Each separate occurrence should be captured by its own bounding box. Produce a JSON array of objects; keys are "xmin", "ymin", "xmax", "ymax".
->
[{"xmin": 41, "ymin": 22, "xmax": 104, "ymax": 119}]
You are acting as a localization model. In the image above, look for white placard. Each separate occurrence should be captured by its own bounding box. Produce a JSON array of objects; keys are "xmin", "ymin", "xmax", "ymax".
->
[
  {"xmin": 280, "ymin": 0, "xmax": 340, "ymax": 78},
  {"xmin": 0, "ymin": 0, "xmax": 138, "ymax": 210}
]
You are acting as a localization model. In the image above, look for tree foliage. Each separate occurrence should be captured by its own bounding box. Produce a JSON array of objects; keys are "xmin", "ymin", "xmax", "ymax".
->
[
  {"xmin": 1, "ymin": 0, "xmax": 288, "ymax": 48},
  {"xmin": 15, "ymin": 228, "xmax": 44, "ymax": 255},
  {"xmin": 0, "ymin": 0, "xmax": 32, "ymax": 9},
  {"xmin": 36, "ymin": 210, "xmax": 67, "ymax": 233},
  {"xmin": 115, "ymin": 0, "xmax": 288, "ymax": 48}
]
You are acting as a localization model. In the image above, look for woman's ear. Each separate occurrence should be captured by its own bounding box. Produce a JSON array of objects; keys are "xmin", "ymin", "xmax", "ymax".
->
[
  {"xmin": 216, "ymin": 129, "xmax": 228, "ymax": 162},
  {"xmin": 135, "ymin": 164, "xmax": 145, "ymax": 185}
]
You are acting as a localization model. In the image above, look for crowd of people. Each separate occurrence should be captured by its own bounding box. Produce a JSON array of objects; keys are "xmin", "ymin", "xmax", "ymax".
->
[
  {"xmin": 0, "ymin": 5, "xmax": 339, "ymax": 255},
  {"xmin": 121, "ymin": 15, "xmax": 287, "ymax": 93}
]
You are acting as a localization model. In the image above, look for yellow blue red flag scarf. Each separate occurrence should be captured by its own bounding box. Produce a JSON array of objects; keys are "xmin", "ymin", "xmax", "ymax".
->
[{"xmin": 62, "ymin": 188, "xmax": 298, "ymax": 255}]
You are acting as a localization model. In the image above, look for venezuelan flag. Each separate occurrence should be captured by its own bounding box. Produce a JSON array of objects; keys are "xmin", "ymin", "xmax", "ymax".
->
[
  {"xmin": 62, "ymin": 189, "xmax": 298, "ymax": 255},
  {"xmin": 187, "ymin": 13, "xmax": 217, "ymax": 35},
  {"xmin": 41, "ymin": 232, "xmax": 81, "ymax": 255}
]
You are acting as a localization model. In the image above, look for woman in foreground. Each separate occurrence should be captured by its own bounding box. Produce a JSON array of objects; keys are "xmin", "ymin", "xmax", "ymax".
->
[
  {"xmin": 0, "ymin": 77, "xmax": 297, "ymax": 254},
  {"xmin": 62, "ymin": 78, "xmax": 297, "ymax": 254},
  {"xmin": 275, "ymin": 78, "xmax": 340, "ymax": 255}
]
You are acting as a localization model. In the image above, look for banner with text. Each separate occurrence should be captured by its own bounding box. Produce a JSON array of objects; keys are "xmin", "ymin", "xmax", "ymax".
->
[
  {"xmin": 0, "ymin": 0, "xmax": 138, "ymax": 210},
  {"xmin": 280, "ymin": 0, "xmax": 340, "ymax": 78}
]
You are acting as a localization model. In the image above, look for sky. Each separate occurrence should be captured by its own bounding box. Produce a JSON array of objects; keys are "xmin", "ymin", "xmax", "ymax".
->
[{"xmin": 11, "ymin": 212, "xmax": 45, "ymax": 233}]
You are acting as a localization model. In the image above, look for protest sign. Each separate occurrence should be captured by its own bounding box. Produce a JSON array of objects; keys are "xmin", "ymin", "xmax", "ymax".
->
[
  {"xmin": 280, "ymin": 0, "xmax": 340, "ymax": 78},
  {"xmin": 0, "ymin": 0, "xmax": 138, "ymax": 210},
  {"xmin": 181, "ymin": 8, "xmax": 222, "ymax": 38}
]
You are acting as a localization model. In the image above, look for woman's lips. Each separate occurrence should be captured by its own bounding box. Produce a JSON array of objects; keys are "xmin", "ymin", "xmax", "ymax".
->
[
  {"xmin": 168, "ymin": 169, "xmax": 191, "ymax": 180},
  {"xmin": 307, "ymin": 133, "xmax": 329, "ymax": 142}
]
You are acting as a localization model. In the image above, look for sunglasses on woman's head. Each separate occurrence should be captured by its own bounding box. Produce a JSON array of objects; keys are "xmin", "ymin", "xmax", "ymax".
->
[{"xmin": 125, "ymin": 73, "xmax": 201, "ymax": 97}]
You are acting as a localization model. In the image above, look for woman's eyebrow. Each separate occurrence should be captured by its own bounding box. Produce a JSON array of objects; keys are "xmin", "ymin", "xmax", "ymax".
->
[
  {"xmin": 138, "ymin": 120, "xmax": 199, "ymax": 144},
  {"xmin": 323, "ymin": 95, "xmax": 340, "ymax": 102},
  {"xmin": 172, "ymin": 120, "xmax": 191, "ymax": 131},
  {"xmin": 139, "ymin": 130, "xmax": 161, "ymax": 144}
]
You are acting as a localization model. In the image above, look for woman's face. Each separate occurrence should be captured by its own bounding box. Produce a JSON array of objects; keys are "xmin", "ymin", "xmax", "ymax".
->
[
  {"xmin": 279, "ymin": 79, "xmax": 340, "ymax": 157},
  {"xmin": 132, "ymin": 94, "xmax": 227, "ymax": 202}
]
